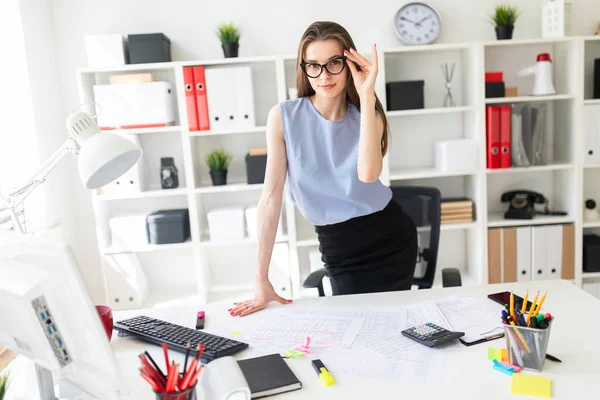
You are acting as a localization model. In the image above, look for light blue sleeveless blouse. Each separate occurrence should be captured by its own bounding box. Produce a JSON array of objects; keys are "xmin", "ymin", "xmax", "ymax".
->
[{"xmin": 280, "ymin": 96, "xmax": 392, "ymax": 226}]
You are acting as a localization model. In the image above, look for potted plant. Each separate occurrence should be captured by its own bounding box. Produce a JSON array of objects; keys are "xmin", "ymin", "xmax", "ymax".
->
[
  {"xmin": 205, "ymin": 149, "xmax": 232, "ymax": 186},
  {"xmin": 215, "ymin": 22, "xmax": 241, "ymax": 58},
  {"xmin": 490, "ymin": 4, "xmax": 520, "ymax": 40},
  {"xmin": 0, "ymin": 372, "xmax": 9, "ymax": 400}
]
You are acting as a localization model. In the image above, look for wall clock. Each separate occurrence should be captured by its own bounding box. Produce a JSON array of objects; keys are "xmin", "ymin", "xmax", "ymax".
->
[{"xmin": 394, "ymin": 2, "xmax": 442, "ymax": 45}]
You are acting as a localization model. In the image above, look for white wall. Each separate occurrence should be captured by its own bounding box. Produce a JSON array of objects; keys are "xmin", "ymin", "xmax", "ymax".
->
[{"xmin": 47, "ymin": 0, "xmax": 600, "ymax": 303}]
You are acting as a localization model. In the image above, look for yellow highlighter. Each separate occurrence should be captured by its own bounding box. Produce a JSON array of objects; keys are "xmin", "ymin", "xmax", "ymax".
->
[{"xmin": 312, "ymin": 359, "xmax": 335, "ymax": 386}]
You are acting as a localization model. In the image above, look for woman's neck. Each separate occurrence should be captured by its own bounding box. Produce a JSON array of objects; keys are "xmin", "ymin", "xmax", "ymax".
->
[{"xmin": 309, "ymin": 93, "xmax": 347, "ymax": 122}]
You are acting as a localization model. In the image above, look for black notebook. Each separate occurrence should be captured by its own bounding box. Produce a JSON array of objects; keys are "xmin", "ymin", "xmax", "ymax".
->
[{"xmin": 237, "ymin": 354, "xmax": 302, "ymax": 399}]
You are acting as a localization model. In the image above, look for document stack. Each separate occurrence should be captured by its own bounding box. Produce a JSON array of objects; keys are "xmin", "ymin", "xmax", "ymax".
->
[{"xmin": 441, "ymin": 198, "xmax": 474, "ymax": 225}]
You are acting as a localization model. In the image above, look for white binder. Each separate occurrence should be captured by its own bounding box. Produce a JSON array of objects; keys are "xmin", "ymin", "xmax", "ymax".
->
[
  {"xmin": 546, "ymin": 225, "xmax": 563, "ymax": 279},
  {"xmin": 531, "ymin": 226, "xmax": 549, "ymax": 281},
  {"xmin": 584, "ymin": 105, "xmax": 600, "ymax": 165},
  {"xmin": 516, "ymin": 227, "xmax": 532, "ymax": 282},
  {"xmin": 100, "ymin": 134, "xmax": 144, "ymax": 195},
  {"xmin": 204, "ymin": 66, "xmax": 256, "ymax": 131},
  {"xmin": 102, "ymin": 253, "xmax": 149, "ymax": 311}
]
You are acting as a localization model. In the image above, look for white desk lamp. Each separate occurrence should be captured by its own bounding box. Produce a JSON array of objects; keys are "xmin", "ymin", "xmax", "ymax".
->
[{"xmin": 0, "ymin": 106, "xmax": 142, "ymax": 234}]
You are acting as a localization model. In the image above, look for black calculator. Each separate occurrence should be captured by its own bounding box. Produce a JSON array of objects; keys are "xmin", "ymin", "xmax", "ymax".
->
[{"xmin": 401, "ymin": 322, "xmax": 465, "ymax": 347}]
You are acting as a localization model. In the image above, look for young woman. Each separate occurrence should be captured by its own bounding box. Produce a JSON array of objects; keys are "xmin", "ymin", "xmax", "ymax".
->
[{"xmin": 229, "ymin": 21, "xmax": 417, "ymax": 317}]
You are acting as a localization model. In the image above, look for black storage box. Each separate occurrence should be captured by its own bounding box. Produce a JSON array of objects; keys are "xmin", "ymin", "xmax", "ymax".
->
[
  {"xmin": 485, "ymin": 81, "xmax": 506, "ymax": 98},
  {"xmin": 146, "ymin": 209, "xmax": 190, "ymax": 244},
  {"xmin": 128, "ymin": 33, "xmax": 171, "ymax": 64},
  {"xmin": 583, "ymin": 234, "xmax": 600, "ymax": 272},
  {"xmin": 386, "ymin": 81, "xmax": 424, "ymax": 111},
  {"xmin": 245, "ymin": 154, "xmax": 267, "ymax": 184}
]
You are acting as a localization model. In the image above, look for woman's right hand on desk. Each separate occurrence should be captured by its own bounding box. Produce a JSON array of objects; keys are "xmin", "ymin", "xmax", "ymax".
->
[{"xmin": 229, "ymin": 278, "xmax": 292, "ymax": 317}]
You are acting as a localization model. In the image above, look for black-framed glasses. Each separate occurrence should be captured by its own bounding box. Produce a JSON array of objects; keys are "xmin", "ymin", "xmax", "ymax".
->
[{"xmin": 300, "ymin": 56, "xmax": 347, "ymax": 78}]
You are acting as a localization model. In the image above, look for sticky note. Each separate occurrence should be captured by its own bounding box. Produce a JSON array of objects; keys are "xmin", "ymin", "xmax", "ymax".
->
[
  {"xmin": 488, "ymin": 347, "xmax": 502, "ymax": 360},
  {"xmin": 230, "ymin": 330, "xmax": 242, "ymax": 336},
  {"xmin": 511, "ymin": 373, "xmax": 552, "ymax": 398},
  {"xmin": 501, "ymin": 348, "xmax": 508, "ymax": 362}
]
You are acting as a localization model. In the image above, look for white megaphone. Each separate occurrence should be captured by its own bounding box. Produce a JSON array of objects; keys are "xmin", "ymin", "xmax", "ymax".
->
[{"xmin": 516, "ymin": 53, "xmax": 556, "ymax": 96}]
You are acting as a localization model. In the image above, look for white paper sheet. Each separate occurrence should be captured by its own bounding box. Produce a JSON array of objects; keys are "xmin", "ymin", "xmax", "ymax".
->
[{"xmin": 436, "ymin": 296, "xmax": 504, "ymax": 344}]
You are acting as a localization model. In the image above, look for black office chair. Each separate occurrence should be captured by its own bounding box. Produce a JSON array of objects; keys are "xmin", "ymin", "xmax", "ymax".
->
[{"xmin": 302, "ymin": 186, "xmax": 462, "ymax": 296}]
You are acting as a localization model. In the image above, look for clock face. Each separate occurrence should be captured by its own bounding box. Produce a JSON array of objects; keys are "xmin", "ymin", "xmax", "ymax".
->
[{"xmin": 394, "ymin": 3, "xmax": 442, "ymax": 45}]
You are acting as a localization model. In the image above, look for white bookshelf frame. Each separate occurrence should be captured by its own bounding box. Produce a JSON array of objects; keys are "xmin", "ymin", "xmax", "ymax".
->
[{"xmin": 76, "ymin": 37, "xmax": 599, "ymax": 309}]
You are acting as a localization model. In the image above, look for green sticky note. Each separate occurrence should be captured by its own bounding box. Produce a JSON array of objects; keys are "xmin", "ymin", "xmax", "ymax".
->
[
  {"xmin": 230, "ymin": 330, "xmax": 242, "ymax": 336},
  {"xmin": 511, "ymin": 373, "xmax": 552, "ymax": 398},
  {"xmin": 488, "ymin": 347, "xmax": 501, "ymax": 360}
]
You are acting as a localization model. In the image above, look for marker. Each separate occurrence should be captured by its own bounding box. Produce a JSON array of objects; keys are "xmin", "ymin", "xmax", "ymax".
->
[
  {"xmin": 312, "ymin": 359, "xmax": 334, "ymax": 386},
  {"xmin": 196, "ymin": 311, "xmax": 205, "ymax": 330}
]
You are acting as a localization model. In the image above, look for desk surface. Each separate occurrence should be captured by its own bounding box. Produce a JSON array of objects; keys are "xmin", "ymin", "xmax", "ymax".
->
[
  {"xmin": 5, "ymin": 279, "xmax": 600, "ymax": 399},
  {"xmin": 107, "ymin": 279, "xmax": 600, "ymax": 400}
]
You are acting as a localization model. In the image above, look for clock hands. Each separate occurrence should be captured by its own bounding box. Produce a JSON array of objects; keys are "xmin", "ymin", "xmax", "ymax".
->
[
  {"xmin": 415, "ymin": 16, "xmax": 432, "ymax": 27},
  {"xmin": 400, "ymin": 16, "xmax": 418, "ymax": 24}
]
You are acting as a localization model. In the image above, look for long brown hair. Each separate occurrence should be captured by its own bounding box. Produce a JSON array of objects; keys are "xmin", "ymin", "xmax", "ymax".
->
[{"xmin": 295, "ymin": 21, "xmax": 389, "ymax": 156}]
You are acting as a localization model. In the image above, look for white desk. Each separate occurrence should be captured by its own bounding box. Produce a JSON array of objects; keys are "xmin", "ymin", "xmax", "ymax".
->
[{"xmin": 7, "ymin": 279, "xmax": 600, "ymax": 399}]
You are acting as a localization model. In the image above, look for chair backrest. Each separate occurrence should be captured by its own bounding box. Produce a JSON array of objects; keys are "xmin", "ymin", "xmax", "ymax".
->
[{"xmin": 390, "ymin": 185, "xmax": 441, "ymax": 289}]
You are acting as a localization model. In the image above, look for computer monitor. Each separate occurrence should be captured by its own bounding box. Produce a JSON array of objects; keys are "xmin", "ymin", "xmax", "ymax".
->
[{"xmin": 0, "ymin": 231, "xmax": 129, "ymax": 399}]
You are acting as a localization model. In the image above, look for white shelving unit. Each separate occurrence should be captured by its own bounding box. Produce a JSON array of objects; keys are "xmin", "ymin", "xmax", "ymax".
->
[{"xmin": 76, "ymin": 36, "xmax": 600, "ymax": 310}]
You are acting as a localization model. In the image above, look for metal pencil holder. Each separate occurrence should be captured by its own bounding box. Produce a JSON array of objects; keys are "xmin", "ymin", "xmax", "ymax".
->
[
  {"xmin": 155, "ymin": 386, "xmax": 196, "ymax": 400},
  {"xmin": 504, "ymin": 317, "xmax": 553, "ymax": 372}
]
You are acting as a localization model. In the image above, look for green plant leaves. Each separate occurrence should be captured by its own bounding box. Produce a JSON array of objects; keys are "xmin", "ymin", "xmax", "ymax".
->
[
  {"xmin": 215, "ymin": 23, "xmax": 241, "ymax": 44},
  {"xmin": 490, "ymin": 4, "xmax": 521, "ymax": 27},
  {"xmin": 205, "ymin": 149, "xmax": 232, "ymax": 171}
]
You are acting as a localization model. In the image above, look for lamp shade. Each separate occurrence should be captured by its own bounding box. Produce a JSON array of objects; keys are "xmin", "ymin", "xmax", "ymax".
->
[{"xmin": 78, "ymin": 133, "xmax": 142, "ymax": 189}]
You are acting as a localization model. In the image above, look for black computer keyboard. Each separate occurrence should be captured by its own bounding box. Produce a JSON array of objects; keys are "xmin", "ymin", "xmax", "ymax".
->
[{"xmin": 113, "ymin": 315, "xmax": 249, "ymax": 362}]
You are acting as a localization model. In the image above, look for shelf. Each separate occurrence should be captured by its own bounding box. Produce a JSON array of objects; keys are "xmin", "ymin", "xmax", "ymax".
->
[
  {"xmin": 188, "ymin": 126, "xmax": 266, "ymax": 137},
  {"xmin": 297, "ymin": 239, "xmax": 319, "ymax": 247},
  {"xmin": 389, "ymin": 168, "xmax": 478, "ymax": 181},
  {"xmin": 384, "ymin": 42, "xmax": 473, "ymax": 54},
  {"xmin": 583, "ymin": 272, "xmax": 600, "ymax": 280},
  {"xmin": 487, "ymin": 213, "xmax": 574, "ymax": 228},
  {"xmin": 77, "ymin": 62, "xmax": 176, "ymax": 74},
  {"xmin": 417, "ymin": 221, "xmax": 479, "ymax": 233},
  {"xmin": 101, "ymin": 239, "xmax": 194, "ymax": 255},
  {"xmin": 100, "ymin": 126, "xmax": 181, "ymax": 135},
  {"xmin": 485, "ymin": 94, "xmax": 575, "ymax": 104},
  {"xmin": 584, "ymin": 99, "xmax": 600, "ymax": 106},
  {"xmin": 486, "ymin": 163, "xmax": 575, "ymax": 174},
  {"xmin": 195, "ymin": 183, "xmax": 264, "ymax": 194},
  {"xmin": 583, "ymin": 163, "xmax": 600, "ymax": 169},
  {"xmin": 482, "ymin": 37, "xmax": 573, "ymax": 47},
  {"xmin": 95, "ymin": 188, "xmax": 188, "ymax": 201},
  {"xmin": 386, "ymin": 106, "xmax": 474, "ymax": 117},
  {"xmin": 583, "ymin": 221, "xmax": 600, "ymax": 229},
  {"xmin": 200, "ymin": 235, "xmax": 288, "ymax": 247},
  {"xmin": 181, "ymin": 55, "xmax": 279, "ymax": 67}
]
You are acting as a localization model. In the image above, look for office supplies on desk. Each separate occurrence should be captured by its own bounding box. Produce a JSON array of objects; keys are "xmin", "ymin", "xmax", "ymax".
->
[
  {"xmin": 196, "ymin": 311, "xmax": 205, "ymax": 330},
  {"xmin": 114, "ymin": 315, "xmax": 248, "ymax": 362},
  {"xmin": 510, "ymin": 373, "xmax": 552, "ymax": 398},
  {"xmin": 312, "ymin": 359, "xmax": 335, "ymax": 386},
  {"xmin": 401, "ymin": 322, "xmax": 465, "ymax": 347},
  {"xmin": 533, "ymin": 290, "xmax": 547, "ymax": 316},
  {"xmin": 521, "ymin": 290, "xmax": 529, "ymax": 313},
  {"xmin": 237, "ymin": 353, "xmax": 302, "ymax": 398}
]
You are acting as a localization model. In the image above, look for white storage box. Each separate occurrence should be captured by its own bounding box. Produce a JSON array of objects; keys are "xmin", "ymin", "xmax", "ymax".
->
[
  {"xmin": 93, "ymin": 81, "xmax": 176, "ymax": 129},
  {"xmin": 109, "ymin": 215, "xmax": 148, "ymax": 249},
  {"xmin": 434, "ymin": 139, "xmax": 478, "ymax": 172},
  {"xmin": 84, "ymin": 34, "xmax": 128, "ymax": 68},
  {"xmin": 245, "ymin": 207, "xmax": 284, "ymax": 239},
  {"xmin": 207, "ymin": 207, "xmax": 245, "ymax": 241}
]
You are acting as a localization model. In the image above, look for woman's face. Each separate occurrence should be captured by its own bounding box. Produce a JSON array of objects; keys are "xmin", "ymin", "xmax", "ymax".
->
[{"xmin": 303, "ymin": 39, "xmax": 348, "ymax": 98}]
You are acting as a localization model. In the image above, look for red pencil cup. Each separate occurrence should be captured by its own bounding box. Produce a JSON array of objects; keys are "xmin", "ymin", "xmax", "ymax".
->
[
  {"xmin": 95, "ymin": 305, "xmax": 113, "ymax": 341},
  {"xmin": 154, "ymin": 386, "xmax": 196, "ymax": 400}
]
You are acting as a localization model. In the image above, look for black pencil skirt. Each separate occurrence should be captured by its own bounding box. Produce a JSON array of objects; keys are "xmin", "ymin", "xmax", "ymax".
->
[{"xmin": 315, "ymin": 198, "xmax": 418, "ymax": 296}]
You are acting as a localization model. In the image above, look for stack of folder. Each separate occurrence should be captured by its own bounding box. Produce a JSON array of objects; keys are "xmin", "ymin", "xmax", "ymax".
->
[{"xmin": 441, "ymin": 197, "xmax": 474, "ymax": 224}]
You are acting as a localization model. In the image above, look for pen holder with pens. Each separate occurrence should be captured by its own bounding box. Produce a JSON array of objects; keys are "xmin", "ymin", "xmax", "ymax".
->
[{"xmin": 504, "ymin": 317, "xmax": 553, "ymax": 372}]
